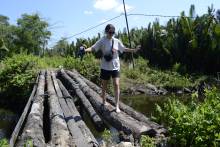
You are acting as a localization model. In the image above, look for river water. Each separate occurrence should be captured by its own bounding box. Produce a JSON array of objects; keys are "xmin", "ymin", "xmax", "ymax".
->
[
  {"xmin": 0, "ymin": 109, "xmax": 17, "ymax": 140},
  {"xmin": 121, "ymin": 94, "xmax": 169, "ymax": 117}
]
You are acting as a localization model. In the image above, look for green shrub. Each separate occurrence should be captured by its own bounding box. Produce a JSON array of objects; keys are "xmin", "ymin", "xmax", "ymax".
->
[
  {"xmin": 124, "ymin": 69, "xmax": 140, "ymax": 80},
  {"xmin": 0, "ymin": 138, "xmax": 9, "ymax": 147},
  {"xmin": 135, "ymin": 57, "xmax": 150, "ymax": 73},
  {"xmin": 154, "ymin": 88, "xmax": 220, "ymax": 146},
  {"xmin": 0, "ymin": 54, "xmax": 38, "ymax": 101},
  {"xmin": 37, "ymin": 55, "xmax": 65, "ymax": 69},
  {"xmin": 121, "ymin": 58, "xmax": 195, "ymax": 89},
  {"xmin": 140, "ymin": 135, "xmax": 156, "ymax": 147},
  {"xmin": 172, "ymin": 62, "xmax": 187, "ymax": 74},
  {"xmin": 63, "ymin": 54, "xmax": 100, "ymax": 83},
  {"xmin": 102, "ymin": 128, "xmax": 112, "ymax": 146}
]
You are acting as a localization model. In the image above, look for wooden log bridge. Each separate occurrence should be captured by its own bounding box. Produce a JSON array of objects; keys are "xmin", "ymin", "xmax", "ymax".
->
[{"xmin": 10, "ymin": 69, "xmax": 167, "ymax": 147}]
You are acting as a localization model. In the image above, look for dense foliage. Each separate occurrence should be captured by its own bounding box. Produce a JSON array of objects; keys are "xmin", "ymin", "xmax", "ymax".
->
[
  {"xmin": 63, "ymin": 54, "xmax": 100, "ymax": 82},
  {"xmin": 0, "ymin": 54, "xmax": 38, "ymax": 110},
  {"xmin": 0, "ymin": 54, "xmax": 100, "ymax": 109},
  {"xmin": 0, "ymin": 13, "xmax": 51, "ymax": 60},
  {"xmin": 140, "ymin": 5, "xmax": 220, "ymax": 73},
  {"xmin": 154, "ymin": 88, "xmax": 220, "ymax": 146}
]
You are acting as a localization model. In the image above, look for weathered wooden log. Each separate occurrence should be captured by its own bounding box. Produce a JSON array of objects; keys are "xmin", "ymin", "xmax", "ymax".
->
[
  {"xmin": 16, "ymin": 70, "xmax": 46, "ymax": 147},
  {"xmin": 59, "ymin": 70, "xmax": 104, "ymax": 131},
  {"xmin": 52, "ymin": 72, "xmax": 98, "ymax": 147},
  {"xmin": 46, "ymin": 70, "xmax": 71, "ymax": 146},
  {"xmin": 64, "ymin": 70, "xmax": 155, "ymax": 139},
  {"xmin": 10, "ymin": 73, "xmax": 39, "ymax": 147},
  {"xmin": 70, "ymin": 70, "xmax": 167, "ymax": 136},
  {"xmin": 57, "ymin": 78, "xmax": 99, "ymax": 147}
]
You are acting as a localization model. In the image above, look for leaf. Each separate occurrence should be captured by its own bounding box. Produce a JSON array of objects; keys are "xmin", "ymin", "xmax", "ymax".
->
[{"xmin": 215, "ymin": 24, "xmax": 220, "ymax": 36}]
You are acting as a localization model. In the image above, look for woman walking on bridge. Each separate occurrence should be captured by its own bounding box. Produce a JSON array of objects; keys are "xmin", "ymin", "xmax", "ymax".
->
[{"xmin": 85, "ymin": 24, "xmax": 140, "ymax": 113}]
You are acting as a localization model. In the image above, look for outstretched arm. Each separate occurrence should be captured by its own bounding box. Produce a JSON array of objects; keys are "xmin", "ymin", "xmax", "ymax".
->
[
  {"xmin": 124, "ymin": 45, "xmax": 141, "ymax": 53},
  {"xmin": 85, "ymin": 47, "xmax": 93, "ymax": 52}
]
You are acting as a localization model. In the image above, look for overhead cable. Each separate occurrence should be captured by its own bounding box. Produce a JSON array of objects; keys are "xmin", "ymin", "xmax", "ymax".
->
[
  {"xmin": 65, "ymin": 14, "xmax": 124, "ymax": 40},
  {"xmin": 64, "ymin": 13, "xmax": 195, "ymax": 39}
]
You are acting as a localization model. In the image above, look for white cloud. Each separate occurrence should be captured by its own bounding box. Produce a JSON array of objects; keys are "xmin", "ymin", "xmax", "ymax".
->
[
  {"xmin": 93, "ymin": 0, "xmax": 134, "ymax": 13},
  {"xmin": 84, "ymin": 10, "xmax": 93, "ymax": 15}
]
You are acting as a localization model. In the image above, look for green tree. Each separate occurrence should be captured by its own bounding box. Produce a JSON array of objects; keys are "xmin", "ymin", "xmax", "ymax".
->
[
  {"xmin": 16, "ymin": 13, "xmax": 51, "ymax": 55},
  {"xmin": 0, "ymin": 15, "xmax": 10, "ymax": 59},
  {"xmin": 52, "ymin": 37, "xmax": 69, "ymax": 56}
]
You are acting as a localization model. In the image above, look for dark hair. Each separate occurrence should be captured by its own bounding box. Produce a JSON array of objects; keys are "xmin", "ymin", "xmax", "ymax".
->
[{"xmin": 105, "ymin": 24, "xmax": 115, "ymax": 33}]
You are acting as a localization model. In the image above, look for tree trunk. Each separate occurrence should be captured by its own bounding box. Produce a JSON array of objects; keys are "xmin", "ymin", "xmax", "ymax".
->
[
  {"xmin": 46, "ymin": 70, "xmax": 71, "ymax": 146},
  {"xmin": 10, "ymin": 73, "xmax": 39, "ymax": 147},
  {"xmin": 59, "ymin": 70, "xmax": 104, "ymax": 131},
  {"xmin": 16, "ymin": 70, "xmax": 46, "ymax": 147},
  {"xmin": 57, "ymin": 78, "xmax": 99, "ymax": 147}
]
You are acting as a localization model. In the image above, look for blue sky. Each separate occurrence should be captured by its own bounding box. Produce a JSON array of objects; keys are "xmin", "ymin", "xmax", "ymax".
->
[{"xmin": 1, "ymin": 0, "xmax": 220, "ymax": 47}]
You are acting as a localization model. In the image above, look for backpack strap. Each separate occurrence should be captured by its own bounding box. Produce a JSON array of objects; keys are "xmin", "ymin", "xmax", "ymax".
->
[{"xmin": 111, "ymin": 38, "xmax": 114, "ymax": 54}]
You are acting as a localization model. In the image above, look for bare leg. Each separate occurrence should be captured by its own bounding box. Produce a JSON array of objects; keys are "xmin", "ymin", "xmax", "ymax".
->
[
  {"xmin": 113, "ymin": 77, "xmax": 121, "ymax": 113},
  {"xmin": 101, "ymin": 79, "xmax": 108, "ymax": 105}
]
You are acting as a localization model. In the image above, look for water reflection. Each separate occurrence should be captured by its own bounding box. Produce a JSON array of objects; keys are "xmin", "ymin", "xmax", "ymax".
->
[{"xmin": 121, "ymin": 94, "xmax": 168, "ymax": 117}]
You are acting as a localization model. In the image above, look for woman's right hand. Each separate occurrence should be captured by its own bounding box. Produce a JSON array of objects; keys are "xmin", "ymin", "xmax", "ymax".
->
[{"xmin": 135, "ymin": 45, "xmax": 141, "ymax": 52}]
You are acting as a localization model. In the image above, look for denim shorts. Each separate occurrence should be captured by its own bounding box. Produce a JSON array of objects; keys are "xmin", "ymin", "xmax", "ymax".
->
[{"xmin": 100, "ymin": 69, "xmax": 120, "ymax": 80}]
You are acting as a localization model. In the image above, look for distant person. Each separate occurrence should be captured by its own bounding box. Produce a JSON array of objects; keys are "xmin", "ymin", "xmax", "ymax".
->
[
  {"xmin": 78, "ymin": 44, "xmax": 86, "ymax": 61},
  {"xmin": 85, "ymin": 24, "xmax": 140, "ymax": 113}
]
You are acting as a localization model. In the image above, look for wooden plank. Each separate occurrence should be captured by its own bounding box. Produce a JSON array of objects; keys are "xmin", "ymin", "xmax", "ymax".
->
[
  {"xmin": 59, "ymin": 70, "xmax": 104, "ymax": 131},
  {"xmin": 9, "ymin": 73, "xmax": 39, "ymax": 147},
  {"xmin": 57, "ymin": 78, "xmax": 99, "ymax": 147},
  {"xmin": 46, "ymin": 70, "xmax": 71, "ymax": 146},
  {"xmin": 70, "ymin": 70, "xmax": 167, "ymax": 136},
  {"xmin": 15, "ymin": 70, "xmax": 46, "ymax": 147}
]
